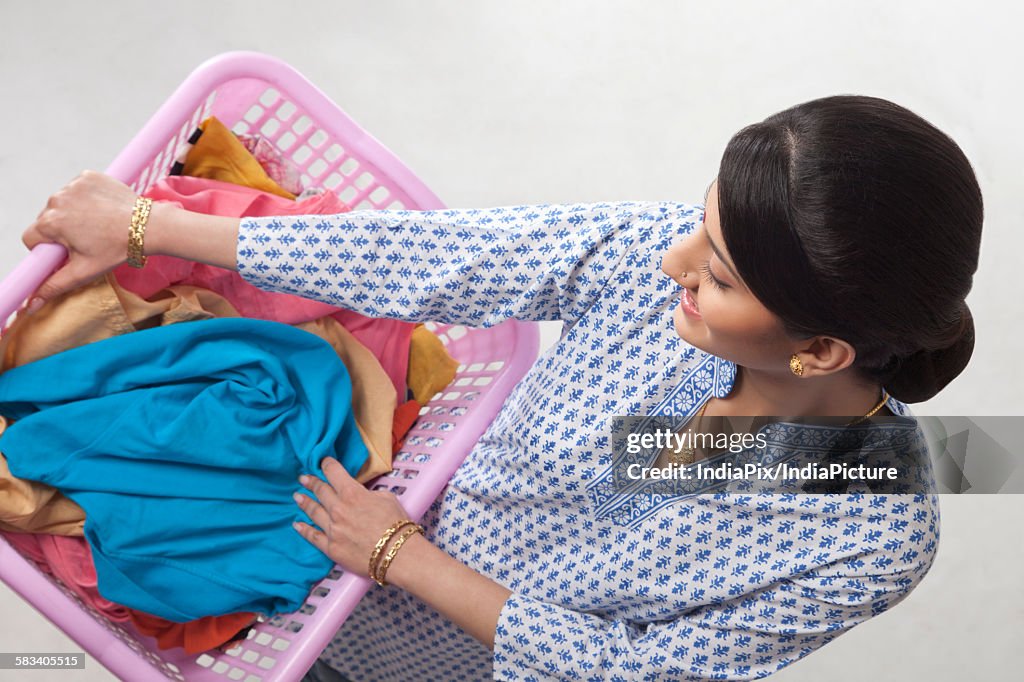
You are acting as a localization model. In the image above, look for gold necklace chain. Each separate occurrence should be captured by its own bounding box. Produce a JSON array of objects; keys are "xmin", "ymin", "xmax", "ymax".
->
[
  {"xmin": 667, "ymin": 390, "xmax": 890, "ymax": 466},
  {"xmin": 848, "ymin": 391, "xmax": 890, "ymax": 425}
]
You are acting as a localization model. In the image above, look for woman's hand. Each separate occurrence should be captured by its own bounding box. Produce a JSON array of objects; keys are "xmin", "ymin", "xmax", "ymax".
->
[
  {"xmin": 21, "ymin": 170, "xmax": 243, "ymax": 307},
  {"xmin": 293, "ymin": 456, "xmax": 411, "ymax": 578},
  {"xmin": 21, "ymin": 170, "xmax": 139, "ymax": 305},
  {"xmin": 295, "ymin": 456, "xmax": 511, "ymax": 649}
]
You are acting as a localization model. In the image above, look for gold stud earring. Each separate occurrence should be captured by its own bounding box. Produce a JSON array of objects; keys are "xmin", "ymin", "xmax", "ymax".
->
[{"xmin": 789, "ymin": 354, "xmax": 804, "ymax": 376}]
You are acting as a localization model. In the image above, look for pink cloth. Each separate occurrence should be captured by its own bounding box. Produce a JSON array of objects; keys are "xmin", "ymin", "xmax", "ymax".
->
[
  {"xmin": 3, "ymin": 532, "xmax": 132, "ymax": 623},
  {"xmin": 237, "ymin": 134, "xmax": 304, "ymax": 196},
  {"xmin": 112, "ymin": 176, "xmax": 413, "ymax": 395}
]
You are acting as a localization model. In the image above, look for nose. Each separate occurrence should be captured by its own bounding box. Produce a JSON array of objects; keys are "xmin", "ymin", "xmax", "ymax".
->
[
  {"xmin": 661, "ymin": 228, "xmax": 706, "ymax": 287},
  {"xmin": 660, "ymin": 250, "xmax": 684, "ymax": 285}
]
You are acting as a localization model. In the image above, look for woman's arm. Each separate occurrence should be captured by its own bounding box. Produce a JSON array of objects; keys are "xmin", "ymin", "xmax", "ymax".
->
[
  {"xmin": 381, "ymin": 532, "xmax": 511, "ymax": 648},
  {"xmin": 293, "ymin": 457, "xmax": 510, "ymax": 647},
  {"xmin": 234, "ymin": 200, "xmax": 680, "ymax": 328},
  {"xmin": 23, "ymin": 172, "xmax": 698, "ymax": 330},
  {"xmin": 20, "ymin": 171, "xmax": 242, "ymax": 304},
  {"xmin": 146, "ymin": 201, "xmax": 240, "ymax": 270},
  {"xmin": 294, "ymin": 459, "xmax": 938, "ymax": 680}
]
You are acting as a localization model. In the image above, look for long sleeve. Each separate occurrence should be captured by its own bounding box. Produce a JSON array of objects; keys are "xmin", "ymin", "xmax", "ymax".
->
[
  {"xmin": 492, "ymin": 537, "xmax": 937, "ymax": 681},
  {"xmin": 236, "ymin": 201, "xmax": 681, "ymax": 327}
]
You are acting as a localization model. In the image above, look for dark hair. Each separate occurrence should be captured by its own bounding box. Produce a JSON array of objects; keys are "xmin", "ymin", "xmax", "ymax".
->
[{"xmin": 717, "ymin": 95, "xmax": 982, "ymax": 403}]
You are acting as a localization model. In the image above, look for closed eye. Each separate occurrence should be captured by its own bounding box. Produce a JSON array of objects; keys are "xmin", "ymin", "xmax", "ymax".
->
[{"xmin": 699, "ymin": 260, "xmax": 729, "ymax": 291}]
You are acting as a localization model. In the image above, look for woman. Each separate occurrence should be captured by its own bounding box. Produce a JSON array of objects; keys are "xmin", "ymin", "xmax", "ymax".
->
[{"xmin": 21, "ymin": 95, "xmax": 981, "ymax": 680}]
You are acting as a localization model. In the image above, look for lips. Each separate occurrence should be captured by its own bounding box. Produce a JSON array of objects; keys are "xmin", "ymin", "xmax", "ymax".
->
[{"xmin": 679, "ymin": 288, "xmax": 702, "ymax": 319}]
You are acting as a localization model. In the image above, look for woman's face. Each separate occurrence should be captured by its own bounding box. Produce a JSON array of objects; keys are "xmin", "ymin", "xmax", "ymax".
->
[{"xmin": 660, "ymin": 179, "xmax": 797, "ymax": 373}]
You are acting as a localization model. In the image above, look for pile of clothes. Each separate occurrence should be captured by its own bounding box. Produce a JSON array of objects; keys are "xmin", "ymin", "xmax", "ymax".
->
[{"xmin": 0, "ymin": 117, "xmax": 458, "ymax": 654}]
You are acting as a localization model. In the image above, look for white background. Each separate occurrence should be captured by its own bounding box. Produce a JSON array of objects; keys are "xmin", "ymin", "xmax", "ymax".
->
[{"xmin": 0, "ymin": 1, "xmax": 1021, "ymax": 680}]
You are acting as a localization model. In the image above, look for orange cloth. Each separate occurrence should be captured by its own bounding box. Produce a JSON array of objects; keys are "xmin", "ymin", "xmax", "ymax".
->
[
  {"xmin": 182, "ymin": 117, "xmax": 296, "ymax": 199},
  {"xmin": 392, "ymin": 400, "xmax": 422, "ymax": 454},
  {"xmin": 406, "ymin": 324, "xmax": 459, "ymax": 405},
  {"xmin": 130, "ymin": 609, "xmax": 257, "ymax": 655}
]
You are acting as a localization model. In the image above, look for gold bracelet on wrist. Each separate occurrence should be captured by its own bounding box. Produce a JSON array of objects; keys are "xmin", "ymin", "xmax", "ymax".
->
[
  {"xmin": 127, "ymin": 196, "xmax": 153, "ymax": 269},
  {"xmin": 373, "ymin": 523, "xmax": 424, "ymax": 587},
  {"xmin": 368, "ymin": 519, "xmax": 418, "ymax": 584}
]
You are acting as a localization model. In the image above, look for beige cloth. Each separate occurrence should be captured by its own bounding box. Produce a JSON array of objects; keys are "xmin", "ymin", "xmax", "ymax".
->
[
  {"xmin": 0, "ymin": 274, "xmax": 236, "ymax": 371},
  {"xmin": 293, "ymin": 317, "xmax": 396, "ymax": 483},
  {"xmin": 0, "ymin": 273, "xmax": 394, "ymax": 535},
  {"xmin": 0, "ymin": 414, "xmax": 86, "ymax": 535}
]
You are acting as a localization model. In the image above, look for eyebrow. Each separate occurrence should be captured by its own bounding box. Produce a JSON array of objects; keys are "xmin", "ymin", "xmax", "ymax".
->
[
  {"xmin": 705, "ymin": 227, "xmax": 743, "ymax": 283},
  {"xmin": 700, "ymin": 178, "xmax": 742, "ymax": 282}
]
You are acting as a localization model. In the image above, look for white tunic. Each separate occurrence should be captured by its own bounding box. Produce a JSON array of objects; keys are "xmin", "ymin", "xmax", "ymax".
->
[{"xmin": 237, "ymin": 201, "xmax": 938, "ymax": 681}]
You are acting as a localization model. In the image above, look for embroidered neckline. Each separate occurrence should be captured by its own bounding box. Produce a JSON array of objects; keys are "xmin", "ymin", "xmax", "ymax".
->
[{"xmin": 587, "ymin": 350, "xmax": 916, "ymax": 528}]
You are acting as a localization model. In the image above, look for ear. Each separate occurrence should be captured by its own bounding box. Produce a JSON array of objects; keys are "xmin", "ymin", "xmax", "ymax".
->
[{"xmin": 794, "ymin": 336, "xmax": 857, "ymax": 377}]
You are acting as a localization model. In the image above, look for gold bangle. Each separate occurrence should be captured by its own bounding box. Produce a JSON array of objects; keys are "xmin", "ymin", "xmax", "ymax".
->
[
  {"xmin": 368, "ymin": 519, "xmax": 418, "ymax": 584},
  {"xmin": 127, "ymin": 196, "xmax": 153, "ymax": 269},
  {"xmin": 373, "ymin": 523, "xmax": 424, "ymax": 587}
]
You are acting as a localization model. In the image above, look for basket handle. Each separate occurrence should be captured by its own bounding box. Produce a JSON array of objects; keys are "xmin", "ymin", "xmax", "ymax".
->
[{"xmin": 0, "ymin": 242, "xmax": 68, "ymax": 330}]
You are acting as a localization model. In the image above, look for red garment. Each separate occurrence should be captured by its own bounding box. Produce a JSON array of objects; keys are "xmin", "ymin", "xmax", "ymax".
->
[
  {"xmin": 112, "ymin": 176, "xmax": 414, "ymax": 396},
  {"xmin": 392, "ymin": 399, "xmax": 422, "ymax": 454},
  {"xmin": 2, "ymin": 531, "xmax": 257, "ymax": 653},
  {"xmin": 129, "ymin": 609, "xmax": 257, "ymax": 655},
  {"xmin": 2, "ymin": 532, "xmax": 131, "ymax": 622}
]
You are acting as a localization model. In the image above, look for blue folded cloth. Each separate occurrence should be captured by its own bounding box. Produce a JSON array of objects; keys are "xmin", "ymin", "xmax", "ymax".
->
[{"xmin": 0, "ymin": 317, "xmax": 368, "ymax": 621}]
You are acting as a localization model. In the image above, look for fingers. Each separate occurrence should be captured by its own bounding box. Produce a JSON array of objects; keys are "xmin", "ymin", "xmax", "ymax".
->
[
  {"xmin": 24, "ymin": 175, "xmax": 78, "ymax": 250},
  {"xmin": 23, "ymin": 220, "xmax": 41, "ymax": 250},
  {"xmin": 294, "ymin": 474, "xmax": 338, "ymax": 555},
  {"xmin": 299, "ymin": 472, "xmax": 341, "ymax": 510},
  {"xmin": 32, "ymin": 261, "xmax": 88, "ymax": 304},
  {"xmin": 292, "ymin": 521, "xmax": 328, "ymax": 554},
  {"xmin": 321, "ymin": 456, "xmax": 361, "ymax": 495},
  {"xmin": 294, "ymin": 489, "xmax": 331, "ymax": 530},
  {"xmin": 22, "ymin": 167, "xmax": 129, "ymax": 256},
  {"xmin": 23, "ymin": 210, "xmax": 61, "ymax": 251}
]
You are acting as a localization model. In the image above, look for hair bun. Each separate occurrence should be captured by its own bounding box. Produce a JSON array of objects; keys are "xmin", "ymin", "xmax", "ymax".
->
[{"xmin": 885, "ymin": 303, "xmax": 975, "ymax": 403}]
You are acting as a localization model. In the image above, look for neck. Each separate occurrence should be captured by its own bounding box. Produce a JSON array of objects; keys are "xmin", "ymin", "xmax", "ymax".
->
[{"xmin": 719, "ymin": 365, "xmax": 884, "ymax": 420}]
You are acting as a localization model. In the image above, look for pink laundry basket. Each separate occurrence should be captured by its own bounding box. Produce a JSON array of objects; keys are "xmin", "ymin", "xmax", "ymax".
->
[{"xmin": 0, "ymin": 51, "xmax": 539, "ymax": 681}]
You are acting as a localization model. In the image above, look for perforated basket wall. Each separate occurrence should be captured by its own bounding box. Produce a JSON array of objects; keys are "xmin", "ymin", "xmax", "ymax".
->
[{"xmin": 130, "ymin": 85, "xmax": 410, "ymax": 212}]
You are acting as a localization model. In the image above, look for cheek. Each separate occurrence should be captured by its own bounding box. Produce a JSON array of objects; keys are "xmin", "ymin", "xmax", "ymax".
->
[
  {"xmin": 700, "ymin": 293, "xmax": 750, "ymax": 330},
  {"xmin": 700, "ymin": 294, "xmax": 785, "ymax": 347}
]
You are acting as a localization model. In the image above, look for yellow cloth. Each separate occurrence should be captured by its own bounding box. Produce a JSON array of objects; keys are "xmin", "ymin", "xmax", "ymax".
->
[
  {"xmin": 181, "ymin": 117, "xmax": 296, "ymax": 199},
  {"xmin": 0, "ymin": 275, "xmax": 395, "ymax": 535},
  {"xmin": 407, "ymin": 324, "xmax": 460, "ymax": 404}
]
